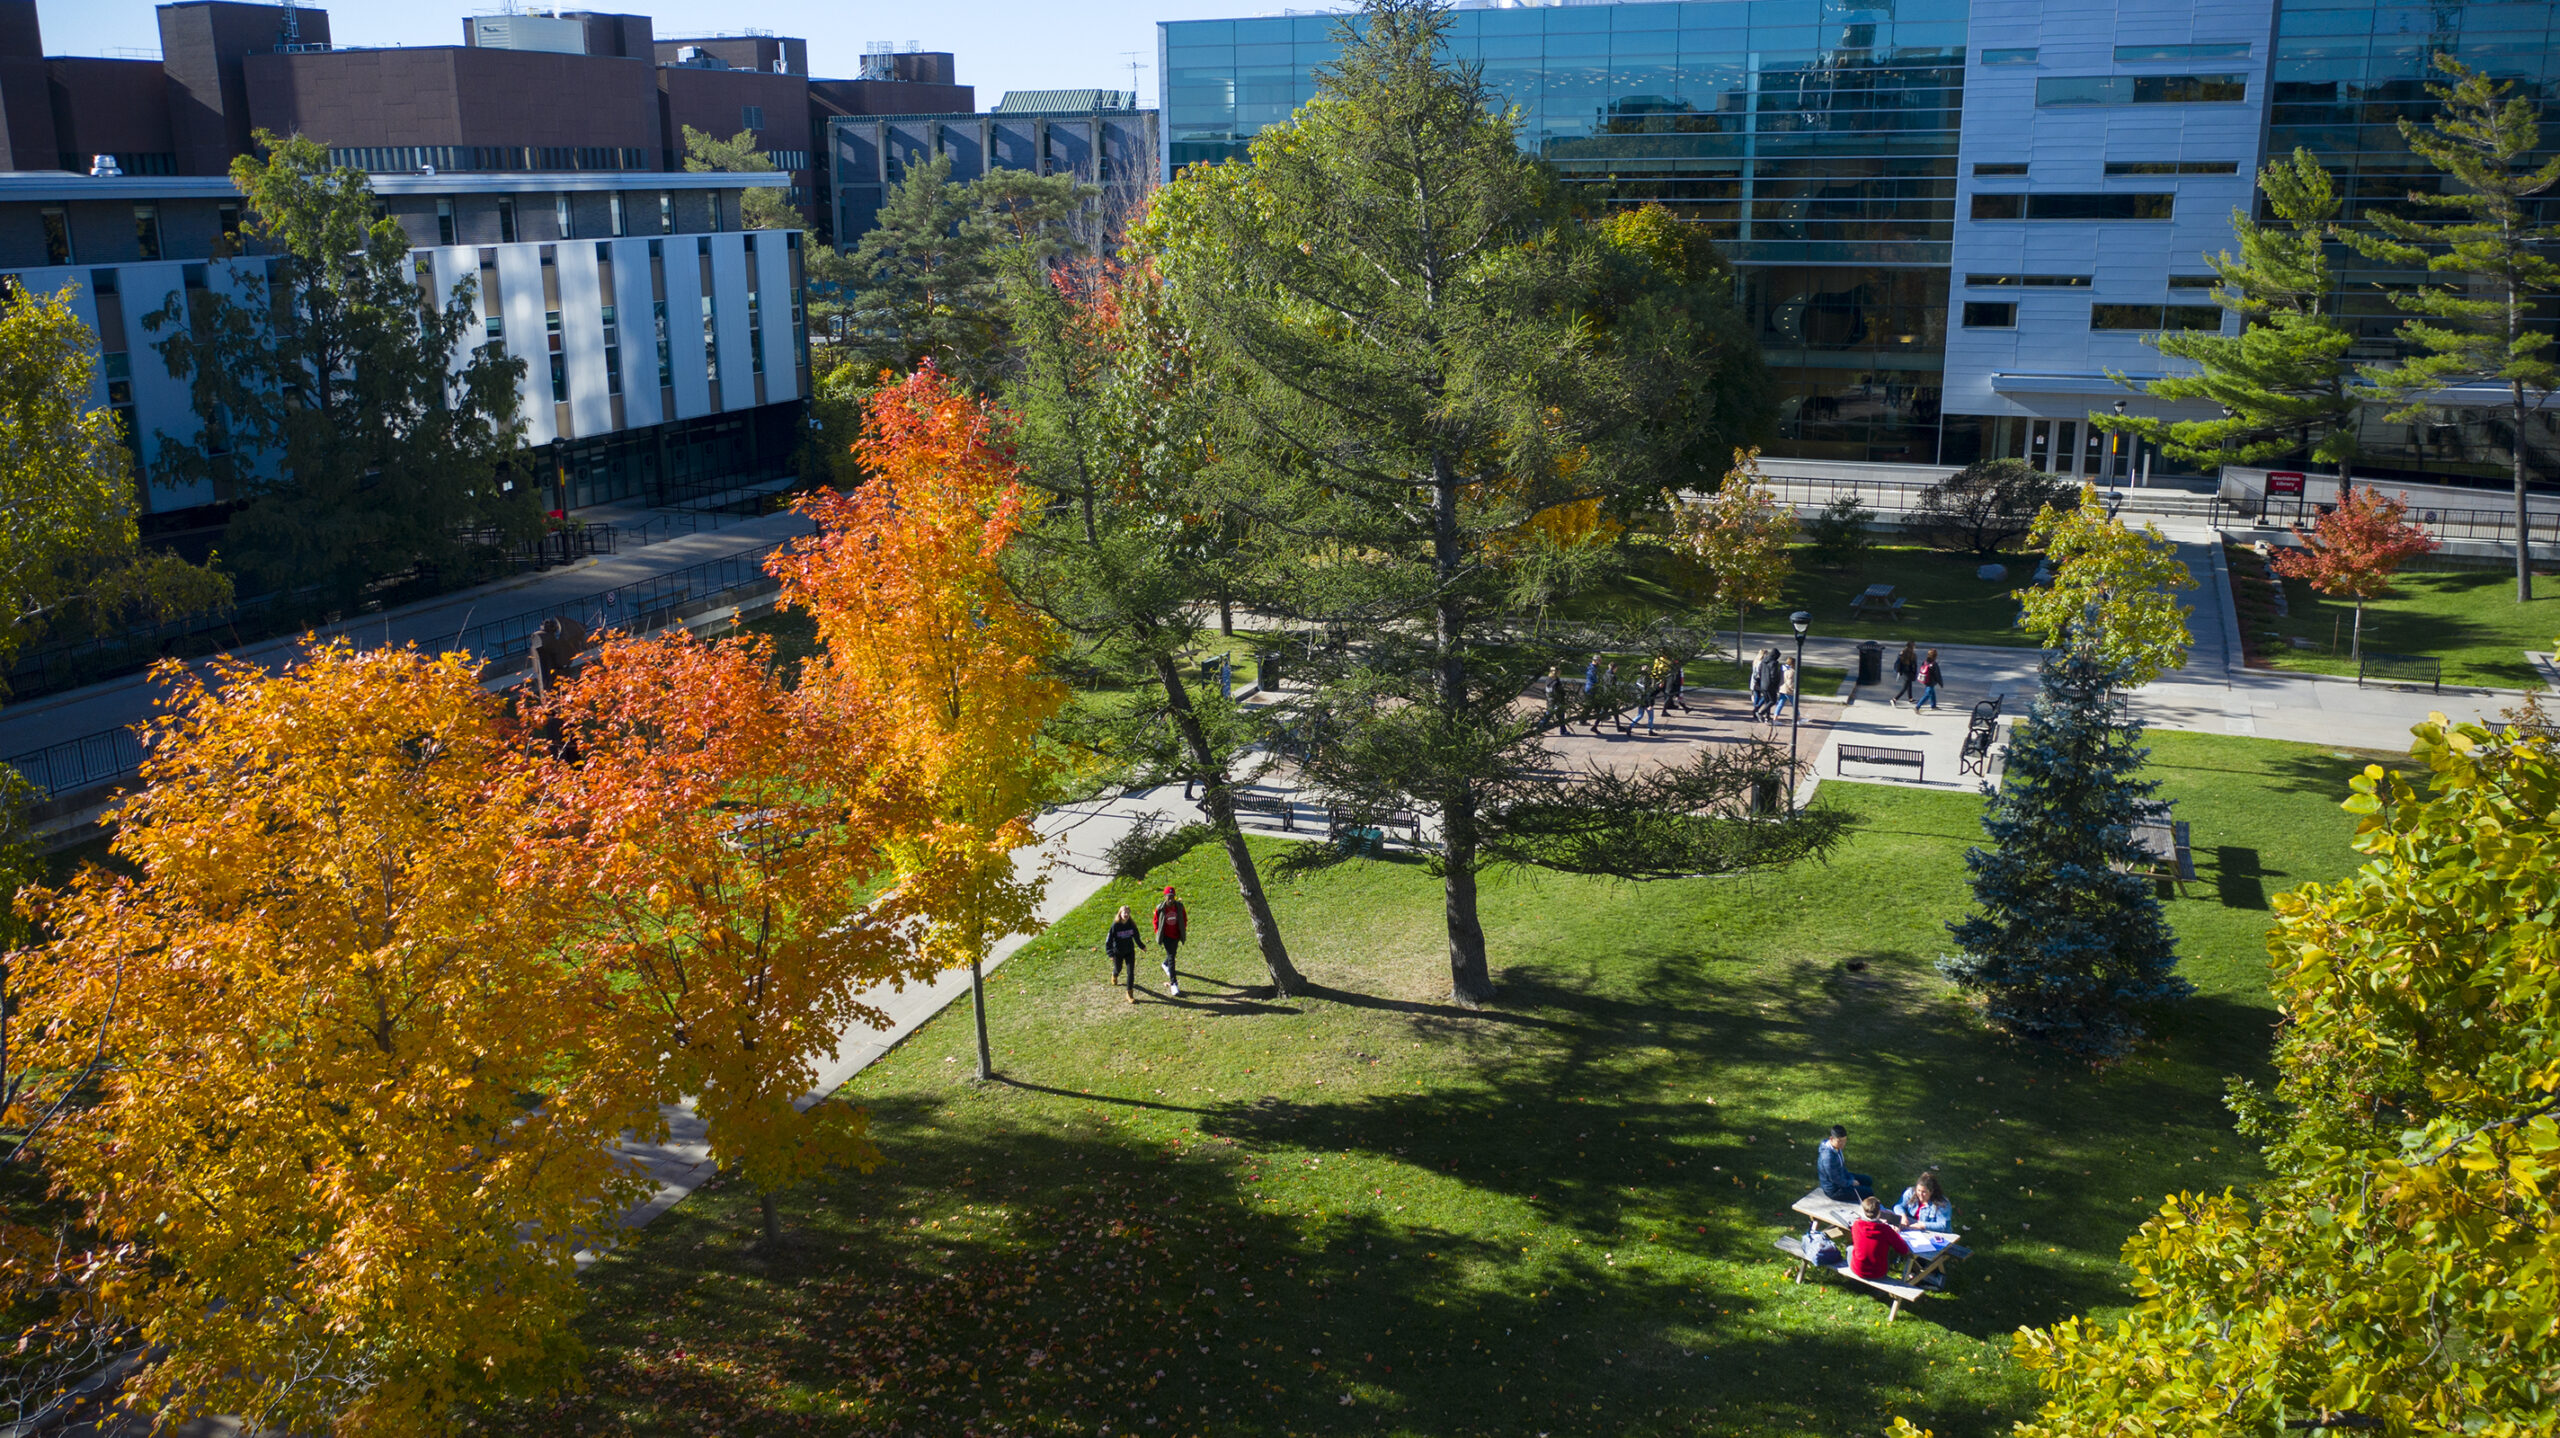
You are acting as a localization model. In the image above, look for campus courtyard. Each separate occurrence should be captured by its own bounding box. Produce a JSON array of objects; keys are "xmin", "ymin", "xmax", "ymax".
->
[{"xmin": 482, "ymin": 731, "xmax": 2378, "ymax": 1438}]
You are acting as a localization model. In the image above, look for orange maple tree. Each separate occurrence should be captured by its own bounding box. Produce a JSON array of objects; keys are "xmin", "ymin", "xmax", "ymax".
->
[
  {"xmin": 529, "ymin": 629, "xmax": 927, "ymax": 1244},
  {"xmin": 2271, "ymin": 487, "xmax": 2439, "ymax": 658},
  {"xmin": 770, "ymin": 365, "xmax": 1070, "ymax": 1080},
  {"xmin": 14, "ymin": 642, "xmax": 654, "ymax": 1436}
]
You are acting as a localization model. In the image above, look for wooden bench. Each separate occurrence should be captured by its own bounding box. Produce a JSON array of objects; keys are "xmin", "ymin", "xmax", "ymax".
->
[
  {"xmin": 1226, "ymin": 792, "xmax": 1299, "ymax": 833},
  {"xmin": 1773, "ymin": 1234, "xmax": 1930, "ymax": 1322},
  {"xmin": 1837, "ymin": 744, "xmax": 1926, "ymax": 781},
  {"xmin": 2358, "ymin": 651, "xmax": 2442, "ymax": 692}
]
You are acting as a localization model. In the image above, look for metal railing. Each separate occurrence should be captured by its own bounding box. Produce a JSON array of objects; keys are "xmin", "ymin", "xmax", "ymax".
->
[{"xmin": 7, "ymin": 726, "xmax": 146, "ymax": 802}]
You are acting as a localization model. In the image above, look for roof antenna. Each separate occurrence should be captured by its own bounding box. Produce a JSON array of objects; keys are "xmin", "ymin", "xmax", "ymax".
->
[{"xmin": 1121, "ymin": 50, "xmax": 1147, "ymax": 105}]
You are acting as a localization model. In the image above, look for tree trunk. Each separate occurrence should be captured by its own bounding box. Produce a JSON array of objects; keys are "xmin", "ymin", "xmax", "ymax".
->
[
  {"xmin": 1443, "ymin": 826, "xmax": 1493, "ymax": 1006},
  {"xmin": 1219, "ymin": 590, "xmax": 1234, "ymax": 636},
  {"xmin": 1151, "ymin": 652, "xmax": 1303, "ymax": 996},
  {"xmin": 2352, "ymin": 598, "xmax": 2365, "ymax": 661},
  {"xmin": 759, "ymin": 1189, "xmax": 782, "ymax": 1247},
  {"xmin": 2517, "ymin": 380, "xmax": 2535, "ymax": 603},
  {"xmin": 969, "ymin": 946, "xmax": 993, "ymax": 1080}
]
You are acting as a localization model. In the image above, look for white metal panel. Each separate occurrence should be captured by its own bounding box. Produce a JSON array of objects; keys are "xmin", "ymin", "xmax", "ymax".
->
[
  {"xmin": 494, "ymin": 243, "xmax": 553, "ymax": 444},
  {"xmin": 556, "ymin": 242, "xmax": 611, "ymax": 438},
  {"xmin": 708, "ymin": 234, "xmax": 755, "ymax": 412},
  {"xmin": 753, "ymin": 236, "xmax": 799, "ymax": 404},
  {"xmin": 661, "ymin": 239, "xmax": 713, "ymax": 420},
  {"xmin": 608, "ymin": 238, "xmax": 663, "ymax": 428},
  {"xmin": 424, "ymin": 245, "xmax": 479, "ymax": 383},
  {"xmin": 109, "ymin": 264, "xmax": 211, "ymax": 508}
]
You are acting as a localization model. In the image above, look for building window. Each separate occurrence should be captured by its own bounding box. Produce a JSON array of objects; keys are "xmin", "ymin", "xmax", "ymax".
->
[
  {"xmin": 2092, "ymin": 304, "xmax": 2225, "ymax": 331},
  {"xmin": 609, "ymin": 193, "xmax": 627, "ymax": 237},
  {"xmin": 653, "ymin": 298, "xmax": 671, "ymax": 387},
  {"xmin": 2168, "ymin": 274, "xmax": 2218, "ymax": 290},
  {"xmin": 660, "ymin": 192, "xmax": 674, "ymax": 234},
  {"xmin": 1971, "ymin": 193, "xmax": 2175, "ymax": 221},
  {"xmin": 39, "ymin": 207, "xmax": 70, "ymax": 265},
  {"xmin": 602, "ymin": 303, "xmax": 622, "ymax": 395},
  {"xmin": 2114, "ymin": 42, "xmax": 2250, "ymax": 63},
  {"xmin": 133, "ymin": 204, "xmax": 161, "ymax": 261},
  {"xmin": 437, "ymin": 198, "xmax": 456, "ymax": 245},
  {"xmin": 700, "ymin": 293, "xmax": 719, "ymax": 384},
  {"xmin": 217, "ymin": 204, "xmax": 241, "ymax": 245},
  {"xmin": 1972, "ymin": 162, "xmax": 2028, "ymax": 176},
  {"xmin": 499, "ymin": 198, "xmax": 518, "ymax": 243},
  {"xmin": 1965, "ymin": 274, "xmax": 2093, "ymax": 288},
  {"xmin": 2105, "ymin": 160, "xmax": 2242, "ymax": 176},
  {"xmin": 1981, "ymin": 47, "xmax": 2038, "ymax": 65},
  {"xmin": 709, "ymin": 195, "xmax": 724, "ymax": 233},
  {"xmin": 746, "ymin": 287, "xmax": 763, "ymax": 375},
  {"xmin": 1961, "ymin": 302, "xmax": 2018, "ymax": 328},
  {"xmin": 2037, "ymin": 74, "xmax": 2247, "ymax": 107},
  {"xmin": 556, "ymin": 194, "xmax": 574, "ymax": 240},
  {"xmin": 743, "ymin": 104, "xmax": 764, "ymax": 130}
]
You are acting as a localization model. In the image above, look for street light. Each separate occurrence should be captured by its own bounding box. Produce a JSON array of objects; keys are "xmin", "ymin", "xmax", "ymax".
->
[
  {"xmin": 1787, "ymin": 609, "xmax": 1812, "ymax": 816},
  {"xmin": 2110, "ymin": 398, "xmax": 2130, "ymax": 498}
]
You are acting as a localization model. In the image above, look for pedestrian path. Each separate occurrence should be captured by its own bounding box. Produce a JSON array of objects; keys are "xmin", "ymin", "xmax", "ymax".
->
[{"xmin": 0, "ymin": 509, "xmax": 813, "ymax": 764}]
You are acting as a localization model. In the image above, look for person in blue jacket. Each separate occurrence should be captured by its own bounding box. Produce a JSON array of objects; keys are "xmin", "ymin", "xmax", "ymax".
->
[{"xmin": 1817, "ymin": 1124, "xmax": 1874, "ymax": 1202}]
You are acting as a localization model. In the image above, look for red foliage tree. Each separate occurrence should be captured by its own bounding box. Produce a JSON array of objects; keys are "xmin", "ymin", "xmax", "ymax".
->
[{"xmin": 2271, "ymin": 488, "xmax": 2439, "ymax": 658}]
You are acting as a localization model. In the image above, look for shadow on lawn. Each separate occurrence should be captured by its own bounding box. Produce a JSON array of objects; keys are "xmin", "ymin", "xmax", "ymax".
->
[{"xmin": 525, "ymin": 1107, "xmax": 1969, "ymax": 1438}]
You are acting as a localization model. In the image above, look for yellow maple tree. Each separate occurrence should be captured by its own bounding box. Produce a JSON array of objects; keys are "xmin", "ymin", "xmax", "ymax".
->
[
  {"xmin": 770, "ymin": 365, "xmax": 1070, "ymax": 1080},
  {"xmin": 15, "ymin": 642, "xmax": 656, "ymax": 1436},
  {"xmin": 530, "ymin": 629, "xmax": 929, "ymax": 1244}
]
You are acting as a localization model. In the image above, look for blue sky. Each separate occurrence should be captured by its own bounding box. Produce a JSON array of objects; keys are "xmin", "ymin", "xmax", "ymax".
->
[{"xmin": 40, "ymin": 0, "xmax": 1320, "ymax": 111}]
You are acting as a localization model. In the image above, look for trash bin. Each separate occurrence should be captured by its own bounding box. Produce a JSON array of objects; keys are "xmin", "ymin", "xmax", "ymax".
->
[
  {"xmin": 1256, "ymin": 649, "xmax": 1282, "ymax": 692},
  {"xmin": 1748, "ymin": 774, "xmax": 1783, "ymax": 816},
  {"xmin": 1857, "ymin": 640, "xmax": 1884, "ymax": 687}
]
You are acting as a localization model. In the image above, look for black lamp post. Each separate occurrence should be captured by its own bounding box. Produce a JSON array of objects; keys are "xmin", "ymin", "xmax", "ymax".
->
[
  {"xmin": 2110, "ymin": 398, "xmax": 2129, "ymax": 496},
  {"xmin": 1787, "ymin": 609, "xmax": 1811, "ymax": 815}
]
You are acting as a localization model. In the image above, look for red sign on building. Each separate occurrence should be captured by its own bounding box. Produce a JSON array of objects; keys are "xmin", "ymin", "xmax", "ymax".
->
[{"xmin": 2266, "ymin": 471, "xmax": 2307, "ymax": 497}]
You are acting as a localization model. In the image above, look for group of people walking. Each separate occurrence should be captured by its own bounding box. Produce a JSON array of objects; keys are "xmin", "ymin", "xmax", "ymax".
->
[
  {"xmin": 1545, "ymin": 653, "xmax": 1692, "ymax": 737},
  {"xmin": 1103, "ymin": 885, "xmax": 1188, "ymax": 1002},
  {"xmin": 1886, "ymin": 641, "xmax": 1946, "ymax": 711}
]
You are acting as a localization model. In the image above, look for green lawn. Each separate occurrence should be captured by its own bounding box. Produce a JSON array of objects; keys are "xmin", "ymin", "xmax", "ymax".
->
[
  {"xmin": 497, "ymin": 732, "xmax": 2384, "ymax": 1438},
  {"xmin": 1778, "ymin": 546, "xmax": 2038, "ymax": 650},
  {"xmin": 2237, "ymin": 555, "xmax": 2560, "ymax": 689}
]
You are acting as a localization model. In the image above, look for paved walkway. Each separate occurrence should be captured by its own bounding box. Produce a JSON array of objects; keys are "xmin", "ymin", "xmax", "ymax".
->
[{"xmin": 0, "ymin": 508, "xmax": 812, "ymax": 758}]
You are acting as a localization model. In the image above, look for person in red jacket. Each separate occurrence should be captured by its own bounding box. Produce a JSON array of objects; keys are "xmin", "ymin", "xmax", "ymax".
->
[
  {"xmin": 1152, "ymin": 885, "xmax": 1189, "ymax": 997},
  {"xmin": 1848, "ymin": 1195, "xmax": 1912, "ymax": 1281}
]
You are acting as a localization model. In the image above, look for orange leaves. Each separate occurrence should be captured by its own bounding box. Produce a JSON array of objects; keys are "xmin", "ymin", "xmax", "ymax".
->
[
  {"xmin": 772, "ymin": 366, "xmax": 1069, "ymax": 977},
  {"xmin": 525, "ymin": 630, "xmax": 923, "ymax": 1200},
  {"xmin": 20, "ymin": 642, "xmax": 659, "ymax": 1437},
  {"xmin": 2270, "ymin": 487, "xmax": 2439, "ymax": 601}
]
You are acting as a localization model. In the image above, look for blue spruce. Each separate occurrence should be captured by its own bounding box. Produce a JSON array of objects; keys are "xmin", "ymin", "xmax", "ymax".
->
[{"xmin": 1939, "ymin": 647, "xmax": 2190, "ymax": 1059}]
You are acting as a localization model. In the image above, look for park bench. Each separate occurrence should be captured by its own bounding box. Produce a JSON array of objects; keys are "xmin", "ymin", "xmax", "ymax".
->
[
  {"xmin": 1773, "ymin": 1233, "xmax": 1931, "ymax": 1323},
  {"xmin": 2358, "ymin": 651, "xmax": 2441, "ymax": 693},
  {"xmin": 1957, "ymin": 696, "xmax": 2005, "ymax": 777},
  {"xmin": 1226, "ymin": 792, "xmax": 1299, "ymax": 833},
  {"xmin": 1837, "ymin": 744, "xmax": 1926, "ymax": 782},
  {"xmin": 1328, "ymin": 803, "xmax": 1423, "ymax": 847}
]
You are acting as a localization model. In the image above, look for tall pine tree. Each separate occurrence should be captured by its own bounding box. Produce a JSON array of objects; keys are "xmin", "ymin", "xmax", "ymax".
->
[
  {"xmin": 1940, "ymin": 645, "xmax": 2189, "ymax": 1059},
  {"xmin": 2348, "ymin": 56, "xmax": 2560, "ymax": 603},
  {"xmin": 2096, "ymin": 149, "xmax": 2363, "ymax": 494}
]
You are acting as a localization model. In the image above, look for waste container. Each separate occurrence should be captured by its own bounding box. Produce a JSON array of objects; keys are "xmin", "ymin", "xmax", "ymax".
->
[
  {"xmin": 1256, "ymin": 649, "xmax": 1282, "ymax": 692},
  {"xmin": 1748, "ymin": 774, "xmax": 1783, "ymax": 816},
  {"xmin": 1857, "ymin": 640, "xmax": 1884, "ymax": 687}
]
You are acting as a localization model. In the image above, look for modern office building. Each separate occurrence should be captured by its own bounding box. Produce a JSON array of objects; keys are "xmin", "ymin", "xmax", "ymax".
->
[
  {"xmin": 1160, "ymin": 0, "xmax": 2560, "ymax": 486},
  {"xmin": 828, "ymin": 91, "xmax": 1158, "ymax": 244},
  {"xmin": 0, "ymin": 167, "xmax": 811, "ymax": 517}
]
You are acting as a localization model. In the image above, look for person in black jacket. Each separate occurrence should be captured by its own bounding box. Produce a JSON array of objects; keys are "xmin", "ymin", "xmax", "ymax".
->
[
  {"xmin": 1891, "ymin": 641, "xmax": 1919, "ymax": 705},
  {"xmin": 1104, "ymin": 905, "xmax": 1147, "ymax": 1003}
]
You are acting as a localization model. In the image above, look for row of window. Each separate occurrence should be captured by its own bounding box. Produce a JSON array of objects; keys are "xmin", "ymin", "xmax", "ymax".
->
[
  {"xmin": 1961, "ymin": 301, "xmax": 2224, "ymax": 330},
  {"xmin": 435, "ymin": 191, "xmax": 734, "ymax": 246},
  {"xmin": 1968, "ymin": 192, "xmax": 2174, "ymax": 221},
  {"xmin": 2035, "ymin": 73, "xmax": 2248, "ymax": 107},
  {"xmin": 1965, "ymin": 274, "xmax": 2221, "ymax": 290},
  {"xmin": 1969, "ymin": 160, "xmax": 2241, "ymax": 177},
  {"xmin": 480, "ymin": 235, "xmax": 794, "ymax": 408},
  {"xmin": 34, "ymin": 203, "xmax": 173, "ymax": 266},
  {"xmin": 329, "ymin": 146, "xmax": 651, "ymax": 175},
  {"xmin": 1982, "ymin": 43, "xmax": 2251, "ymax": 67}
]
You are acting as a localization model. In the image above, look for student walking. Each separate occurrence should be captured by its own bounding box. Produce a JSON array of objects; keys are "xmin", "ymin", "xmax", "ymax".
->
[
  {"xmin": 1104, "ymin": 905, "xmax": 1147, "ymax": 1003},
  {"xmin": 1152, "ymin": 886, "xmax": 1189, "ymax": 997},
  {"xmin": 1891, "ymin": 641, "xmax": 1919, "ymax": 705},
  {"xmin": 1773, "ymin": 656, "xmax": 1801, "ymax": 721},
  {"xmin": 1625, "ymin": 659, "xmax": 1658, "ymax": 734},
  {"xmin": 1663, "ymin": 654, "xmax": 1689, "ymax": 712},
  {"xmin": 1915, "ymin": 649, "xmax": 1944, "ymax": 711},
  {"xmin": 1749, "ymin": 647, "xmax": 1780, "ymax": 721}
]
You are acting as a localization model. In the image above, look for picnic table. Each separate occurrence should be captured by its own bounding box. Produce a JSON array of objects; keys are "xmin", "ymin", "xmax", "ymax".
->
[
  {"xmin": 1849, "ymin": 584, "xmax": 1905, "ymax": 620},
  {"xmin": 1781, "ymin": 1189, "xmax": 1966, "ymax": 1320},
  {"xmin": 2124, "ymin": 801, "xmax": 2195, "ymax": 893}
]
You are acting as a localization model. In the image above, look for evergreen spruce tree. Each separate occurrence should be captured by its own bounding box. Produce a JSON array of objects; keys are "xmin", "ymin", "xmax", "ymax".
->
[
  {"xmin": 2347, "ymin": 56, "xmax": 2560, "ymax": 603},
  {"xmin": 1939, "ymin": 643, "xmax": 2189, "ymax": 1059},
  {"xmin": 2096, "ymin": 149, "xmax": 2363, "ymax": 494}
]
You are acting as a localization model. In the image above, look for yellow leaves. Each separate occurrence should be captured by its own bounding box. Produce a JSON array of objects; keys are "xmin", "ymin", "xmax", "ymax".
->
[{"xmin": 1668, "ymin": 447, "xmax": 1795, "ymax": 611}]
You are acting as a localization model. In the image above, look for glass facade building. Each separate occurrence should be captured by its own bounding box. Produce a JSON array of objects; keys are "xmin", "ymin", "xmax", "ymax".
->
[{"xmin": 1161, "ymin": 0, "xmax": 2559, "ymax": 483}]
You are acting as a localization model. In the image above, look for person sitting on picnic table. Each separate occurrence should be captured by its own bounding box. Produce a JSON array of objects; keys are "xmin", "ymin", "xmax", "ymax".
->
[
  {"xmin": 1894, "ymin": 1170, "xmax": 1954, "ymax": 1231},
  {"xmin": 1817, "ymin": 1124, "xmax": 1874, "ymax": 1202},
  {"xmin": 1848, "ymin": 1196, "xmax": 1913, "ymax": 1281}
]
